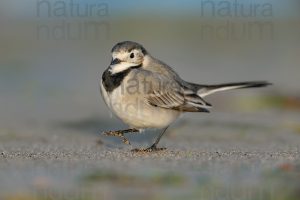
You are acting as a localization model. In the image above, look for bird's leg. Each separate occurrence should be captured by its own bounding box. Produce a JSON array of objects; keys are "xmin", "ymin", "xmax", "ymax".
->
[
  {"xmin": 102, "ymin": 128, "xmax": 139, "ymax": 145},
  {"xmin": 132, "ymin": 126, "xmax": 169, "ymax": 152}
]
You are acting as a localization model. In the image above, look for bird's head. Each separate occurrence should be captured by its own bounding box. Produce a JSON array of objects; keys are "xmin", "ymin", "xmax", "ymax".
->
[{"xmin": 109, "ymin": 41, "xmax": 147, "ymax": 74}]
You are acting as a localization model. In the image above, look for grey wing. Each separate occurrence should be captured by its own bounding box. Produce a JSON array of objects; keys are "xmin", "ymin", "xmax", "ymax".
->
[{"xmin": 145, "ymin": 75, "xmax": 212, "ymax": 112}]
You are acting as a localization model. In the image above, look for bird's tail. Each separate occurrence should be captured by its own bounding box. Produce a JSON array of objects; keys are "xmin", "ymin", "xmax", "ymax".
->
[{"xmin": 193, "ymin": 81, "xmax": 271, "ymax": 97}]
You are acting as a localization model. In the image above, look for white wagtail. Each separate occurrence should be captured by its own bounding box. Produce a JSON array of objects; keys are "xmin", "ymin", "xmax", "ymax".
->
[{"xmin": 100, "ymin": 41, "xmax": 271, "ymax": 152}]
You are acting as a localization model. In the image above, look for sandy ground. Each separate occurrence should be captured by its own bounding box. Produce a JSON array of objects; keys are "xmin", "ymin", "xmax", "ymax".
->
[{"xmin": 0, "ymin": 111, "xmax": 299, "ymax": 200}]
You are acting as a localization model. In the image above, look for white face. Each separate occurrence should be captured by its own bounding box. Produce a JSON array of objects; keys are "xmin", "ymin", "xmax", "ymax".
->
[{"xmin": 109, "ymin": 48, "xmax": 144, "ymax": 74}]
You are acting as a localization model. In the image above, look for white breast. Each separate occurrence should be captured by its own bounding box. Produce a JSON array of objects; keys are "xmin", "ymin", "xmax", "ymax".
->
[{"xmin": 100, "ymin": 81, "xmax": 180, "ymax": 129}]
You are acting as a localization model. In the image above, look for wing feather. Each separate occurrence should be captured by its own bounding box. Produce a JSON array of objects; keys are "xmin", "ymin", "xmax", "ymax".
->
[{"xmin": 144, "ymin": 73, "xmax": 211, "ymax": 112}]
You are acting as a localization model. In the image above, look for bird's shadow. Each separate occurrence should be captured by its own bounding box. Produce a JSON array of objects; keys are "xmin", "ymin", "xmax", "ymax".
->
[{"xmin": 53, "ymin": 115, "xmax": 163, "ymax": 146}]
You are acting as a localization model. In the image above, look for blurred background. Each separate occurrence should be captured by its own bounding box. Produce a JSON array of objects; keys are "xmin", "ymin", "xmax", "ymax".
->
[{"xmin": 0, "ymin": 0, "xmax": 299, "ymax": 199}]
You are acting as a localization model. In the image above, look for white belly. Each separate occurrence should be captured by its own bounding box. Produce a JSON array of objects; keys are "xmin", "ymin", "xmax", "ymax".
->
[{"xmin": 100, "ymin": 82, "xmax": 180, "ymax": 129}]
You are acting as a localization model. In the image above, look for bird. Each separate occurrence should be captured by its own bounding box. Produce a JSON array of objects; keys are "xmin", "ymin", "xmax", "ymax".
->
[{"xmin": 100, "ymin": 41, "xmax": 271, "ymax": 152}]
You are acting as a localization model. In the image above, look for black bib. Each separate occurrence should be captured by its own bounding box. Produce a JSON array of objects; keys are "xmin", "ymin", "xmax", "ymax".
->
[{"xmin": 102, "ymin": 65, "xmax": 141, "ymax": 93}]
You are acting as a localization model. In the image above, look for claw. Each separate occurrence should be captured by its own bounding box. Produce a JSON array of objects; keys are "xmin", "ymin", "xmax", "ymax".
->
[
  {"xmin": 122, "ymin": 137, "xmax": 131, "ymax": 145},
  {"xmin": 102, "ymin": 131, "xmax": 123, "ymax": 137},
  {"xmin": 131, "ymin": 144, "xmax": 166, "ymax": 153},
  {"xmin": 102, "ymin": 131, "xmax": 131, "ymax": 145}
]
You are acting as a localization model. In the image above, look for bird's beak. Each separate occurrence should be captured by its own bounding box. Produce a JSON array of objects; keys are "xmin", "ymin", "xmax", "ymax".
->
[
  {"xmin": 108, "ymin": 58, "xmax": 122, "ymax": 73},
  {"xmin": 110, "ymin": 58, "xmax": 121, "ymax": 65},
  {"xmin": 108, "ymin": 58, "xmax": 140, "ymax": 74}
]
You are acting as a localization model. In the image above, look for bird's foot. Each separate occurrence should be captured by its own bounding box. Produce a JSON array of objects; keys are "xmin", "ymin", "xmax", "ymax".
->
[
  {"xmin": 131, "ymin": 144, "xmax": 166, "ymax": 153},
  {"xmin": 102, "ymin": 131, "xmax": 131, "ymax": 145}
]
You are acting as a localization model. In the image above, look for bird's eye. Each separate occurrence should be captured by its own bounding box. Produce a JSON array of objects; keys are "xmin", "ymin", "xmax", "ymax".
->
[{"xmin": 130, "ymin": 53, "xmax": 134, "ymax": 58}]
